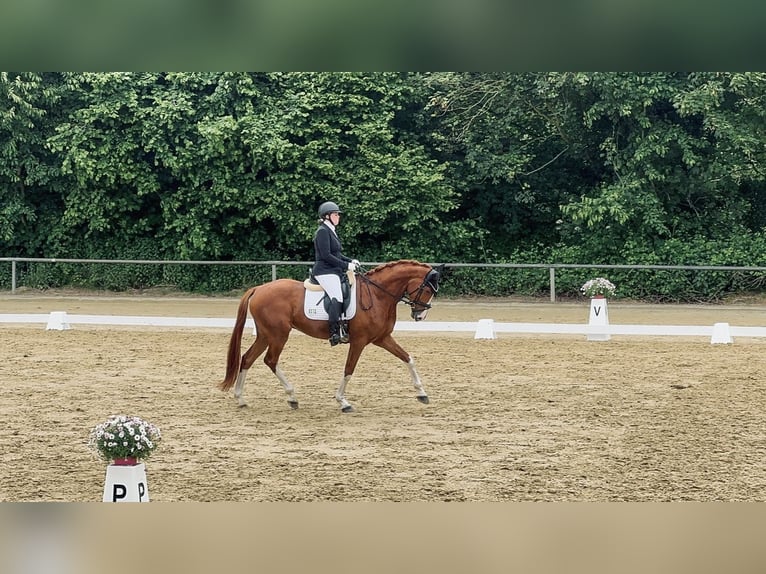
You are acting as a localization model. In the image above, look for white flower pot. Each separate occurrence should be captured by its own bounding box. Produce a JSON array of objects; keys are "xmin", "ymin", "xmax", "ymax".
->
[
  {"xmin": 102, "ymin": 461, "xmax": 150, "ymax": 502},
  {"xmin": 587, "ymin": 296, "xmax": 610, "ymax": 341}
]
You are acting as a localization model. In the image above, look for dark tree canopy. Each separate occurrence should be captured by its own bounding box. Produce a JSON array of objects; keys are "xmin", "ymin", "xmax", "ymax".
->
[{"xmin": 3, "ymin": 72, "xmax": 766, "ymax": 300}]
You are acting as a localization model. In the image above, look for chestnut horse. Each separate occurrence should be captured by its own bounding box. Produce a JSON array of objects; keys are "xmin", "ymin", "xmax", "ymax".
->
[{"xmin": 219, "ymin": 259, "xmax": 445, "ymax": 412}]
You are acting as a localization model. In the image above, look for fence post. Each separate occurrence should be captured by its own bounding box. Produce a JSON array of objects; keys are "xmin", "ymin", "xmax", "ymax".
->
[
  {"xmin": 11, "ymin": 260, "xmax": 16, "ymax": 294},
  {"xmin": 271, "ymin": 264, "xmax": 277, "ymax": 281},
  {"xmin": 549, "ymin": 267, "xmax": 556, "ymax": 302}
]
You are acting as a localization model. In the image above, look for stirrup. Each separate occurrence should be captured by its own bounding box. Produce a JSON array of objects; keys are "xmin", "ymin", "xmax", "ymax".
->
[
  {"xmin": 339, "ymin": 321, "xmax": 349, "ymax": 343},
  {"xmin": 329, "ymin": 334, "xmax": 341, "ymax": 346}
]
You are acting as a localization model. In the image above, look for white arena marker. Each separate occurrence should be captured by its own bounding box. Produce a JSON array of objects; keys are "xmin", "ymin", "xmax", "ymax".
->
[
  {"xmin": 587, "ymin": 297, "xmax": 610, "ymax": 341},
  {"xmin": 102, "ymin": 462, "xmax": 150, "ymax": 502},
  {"xmin": 46, "ymin": 311, "xmax": 71, "ymax": 331},
  {"xmin": 711, "ymin": 322, "xmax": 733, "ymax": 344},
  {"xmin": 474, "ymin": 318, "xmax": 496, "ymax": 339}
]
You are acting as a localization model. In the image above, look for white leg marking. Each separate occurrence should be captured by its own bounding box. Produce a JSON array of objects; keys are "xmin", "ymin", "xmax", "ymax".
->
[
  {"xmin": 274, "ymin": 365, "xmax": 297, "ymax": 404},
  {"xmin": 407, "ymin": 357, "xmax": 428, "ymax": 398},
  {"xmin": 335, "ymin": 374, "xmax": 353, "ymax": 411},
  {"xmin": 234, "ymin": 368, "xmax": 249, "ymax": 407}
]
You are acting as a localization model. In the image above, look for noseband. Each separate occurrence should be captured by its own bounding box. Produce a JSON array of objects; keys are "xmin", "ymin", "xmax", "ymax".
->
[{"xmin": 404, "ymin": 268, "xmax": 440, "ymax": 312}]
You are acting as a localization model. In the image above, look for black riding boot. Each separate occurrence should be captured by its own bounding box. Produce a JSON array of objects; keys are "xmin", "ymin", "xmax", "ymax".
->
[{"xmin": 328, "ymin": 298, "xmax": 342, "ymax": 346}]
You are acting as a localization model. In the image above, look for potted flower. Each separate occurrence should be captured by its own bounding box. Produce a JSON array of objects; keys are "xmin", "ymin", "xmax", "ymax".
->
[
  {"xmin": 88, "ymin": 414, "xmax": 161, "ymax": 466},
  {"xmin": 580, "ymin": 277, "xmax": 616, "ymax": 299}
]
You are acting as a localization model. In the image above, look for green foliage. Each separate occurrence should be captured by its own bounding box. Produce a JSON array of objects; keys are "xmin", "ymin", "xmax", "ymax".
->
[
  {"xmin": 4, "ymin": 72, "xmax": 766, "ymax": 301},
  {"xmin": 540, "ymin": 233, "xmax": 766, "ymax": 302},
  {"xmin": 0, "ymin": 72, "xmax": 65, "ymax": 254},
  {"xmin": 428, "ymin": 72, "xmax": 766, "ymax": 255},
  {"xmin": 438, "ymin": 266, "xmax": 551, "ymax": 298}
]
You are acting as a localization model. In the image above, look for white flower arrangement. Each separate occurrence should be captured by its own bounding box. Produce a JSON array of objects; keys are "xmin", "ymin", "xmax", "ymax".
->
[
  {"xmin": 88, "ymin": 414, "xmax": 161, "ymax": 463},
  {"xmin": 580, "ymin": 277, "xmax": 616, "ymax": 298}
]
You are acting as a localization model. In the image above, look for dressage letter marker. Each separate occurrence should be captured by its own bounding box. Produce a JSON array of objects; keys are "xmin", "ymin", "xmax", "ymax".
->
[
  {"xmin": 102, "ymin": 462, "xmax": 150, "ymax": 502},
  {"xmin": 46, "ymin": 311, "xmax": 71, "ymax": 330},
  {"xmin": 710, "ymin": 322, "xmax": 733, "ymax": 344},
  {"xmin": 474, "ymin": 318, "xmax": 496, "ymax": 339},
  {"xmin": 587, "ymin": 298, "xmax": 610, "ymax": 341}
]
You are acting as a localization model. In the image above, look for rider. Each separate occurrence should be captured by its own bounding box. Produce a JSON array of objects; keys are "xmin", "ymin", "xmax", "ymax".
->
[{"xmin": 312, "ymin": 201, "xmax": 360, "ymax": 346}]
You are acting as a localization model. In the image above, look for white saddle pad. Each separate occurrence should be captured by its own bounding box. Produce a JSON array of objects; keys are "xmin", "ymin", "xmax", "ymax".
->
[{"xmin": 303, "ymin": 281, "xmax": 357, "ymax": 321}]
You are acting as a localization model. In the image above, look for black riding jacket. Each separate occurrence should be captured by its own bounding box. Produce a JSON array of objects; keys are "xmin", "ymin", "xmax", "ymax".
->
[{"xmin": 312, "ymin": 223, "xmax": 351, "ymax": 276}]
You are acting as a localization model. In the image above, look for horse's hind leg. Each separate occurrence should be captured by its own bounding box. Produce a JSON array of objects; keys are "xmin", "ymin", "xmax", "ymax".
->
[
  {"xmin": 273, "ymin": 365, "xmax": 299, "ymax": 409},
  {"xmin": 234, "ymin": 337, "xmax": 268, "ymax": 407},
  {"xmin": 263, "ymin": 339, "xmax": 299, "ymax": 409}
]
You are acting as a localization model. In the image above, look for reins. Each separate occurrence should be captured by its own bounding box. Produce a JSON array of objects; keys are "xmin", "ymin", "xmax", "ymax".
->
[{"xmin": 357, "ymin": 267, "xmax": 436, "ymax": 312}]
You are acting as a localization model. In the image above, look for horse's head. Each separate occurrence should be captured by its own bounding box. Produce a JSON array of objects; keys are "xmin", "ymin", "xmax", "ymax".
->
[
  {"xmin": 406, "ymin": 263, "xmax": 445, "ymax": 321},
  {"xmin": 361, "ymin": 260, "xmax": 446, "ymax": 321}
]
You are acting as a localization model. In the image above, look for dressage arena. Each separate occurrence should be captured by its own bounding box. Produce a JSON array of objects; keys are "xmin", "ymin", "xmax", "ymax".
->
[{"xmin": 2, "ymin": 293, "xmax": 766, "ymax": 502}]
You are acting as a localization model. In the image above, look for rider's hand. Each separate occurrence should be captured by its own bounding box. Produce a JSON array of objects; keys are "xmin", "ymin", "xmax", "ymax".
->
[
  {"xmin": 351, "ymin": 259, "xmax": 360, "ymax": 267},
  {"xmin": 348, "ymin": 262, "xmax": 357, "ymax": 272}
]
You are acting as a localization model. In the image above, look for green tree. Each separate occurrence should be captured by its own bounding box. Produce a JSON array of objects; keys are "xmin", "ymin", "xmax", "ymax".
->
[
  {"xmin": 44, "ymin": 72, "xmax": 463, "ymax": 266},
  {"xmin": 0, "ymin": 72, "xmax": 64, "ymax": 254},
  {"xmin": 559, "ymin": 72, "xmax": 766, "ymax": 251},
  {"xmin": 425, "ymin": 72, "xmax": 589, "ymax": 259},
  {"xmin": 46, "ymin": 72, "xmax": 165, "ymax": 257},
  {"xmin": 428, "ymin": 72, "xmax": 766, "ymax": 263},
  {"xmin": 249, "ymin": 72, "xmax": 460, "ymax": 262}
]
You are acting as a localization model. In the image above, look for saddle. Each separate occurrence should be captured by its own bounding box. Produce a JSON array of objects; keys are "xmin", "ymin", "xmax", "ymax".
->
[
  {"xmin": 303, "ymin": 269, "xmax": 355, "ymax": 292},
  {"xmin": 303, "ymin": 270, "xmax": 357, "ymax": 321}
]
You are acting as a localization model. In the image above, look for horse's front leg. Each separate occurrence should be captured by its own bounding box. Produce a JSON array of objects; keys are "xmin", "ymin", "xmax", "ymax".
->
[
  {"xmin": 335, "ymin": 343, "xmax": 366, "ymax": 413},
  {"xmin": 374, "ymin": 334, "xmax": 429, "ymax": 404},
  {"xmin": 335, "ymin": 374, "xmax": 354, "ymax": 413},
  {"xmin": 406, "ymin": 357, "xmax": 430, "ymax": 404}
]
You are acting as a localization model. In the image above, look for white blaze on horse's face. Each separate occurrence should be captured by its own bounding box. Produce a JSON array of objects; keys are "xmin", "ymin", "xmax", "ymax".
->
[
  {"xmin": 411, "ymin": 291, "xmax": 435, "ymax": 321},
  {"xmin": 413, "ymin": 299, "xmax": 432, "ymax": 321}
]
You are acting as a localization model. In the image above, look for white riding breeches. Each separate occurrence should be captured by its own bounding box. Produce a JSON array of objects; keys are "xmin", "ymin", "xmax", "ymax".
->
[{"xmin": 315, "ymin": 273, "xmax": 344, "ymax": 302}]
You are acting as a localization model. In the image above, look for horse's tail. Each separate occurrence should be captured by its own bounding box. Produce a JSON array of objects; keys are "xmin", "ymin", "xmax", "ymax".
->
[{"xmin": 219, "ymin": 286, "xmax": 257, "ymax": 391}]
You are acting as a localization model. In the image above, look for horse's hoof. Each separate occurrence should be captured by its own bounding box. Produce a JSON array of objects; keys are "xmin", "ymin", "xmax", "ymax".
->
[
  {"xmin": 417, "ymin": 395, "xmax": 430, "ymax": 405},
  {"xmin": 341, "ymin": 405, "xmax": 355, "ymax": 413},
  {"xmin": 288, "ymin": 400, "xmax": 299, "ymax": 410}
]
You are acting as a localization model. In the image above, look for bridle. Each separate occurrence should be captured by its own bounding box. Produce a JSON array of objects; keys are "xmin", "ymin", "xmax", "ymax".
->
[{"xmin": 358, "ymin": 267, "xmax": 441, "ymax": 315}]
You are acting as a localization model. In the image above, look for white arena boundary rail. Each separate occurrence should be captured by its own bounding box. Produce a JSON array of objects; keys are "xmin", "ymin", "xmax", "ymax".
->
[
  {"xmin": 2, "ymin": 312, "xmax": 766, "ymax": 342},
  {"xmin": 5, "ymin": 257, "xmax": 766, "ymax": 302}
]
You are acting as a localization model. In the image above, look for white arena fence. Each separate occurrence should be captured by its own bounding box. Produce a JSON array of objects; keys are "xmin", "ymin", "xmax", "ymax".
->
[
  {"xmin": 4, "ymin": 257, "xmax": 766, "ymax": 302},
  {"xmin": 1, "ymin": 311, "xmax": 765, "ymax": 344}
]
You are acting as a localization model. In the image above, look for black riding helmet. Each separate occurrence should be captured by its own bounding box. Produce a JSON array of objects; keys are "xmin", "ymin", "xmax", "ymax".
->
[{"xmin": 318, "ymin": 201, "xmax": 342, "ymax": 219}]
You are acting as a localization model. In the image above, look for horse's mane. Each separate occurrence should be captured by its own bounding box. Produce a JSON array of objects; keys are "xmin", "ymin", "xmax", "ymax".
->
[{"xmin": 367, "ymin": 259, "xmax": 429, "ymax": 277}]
